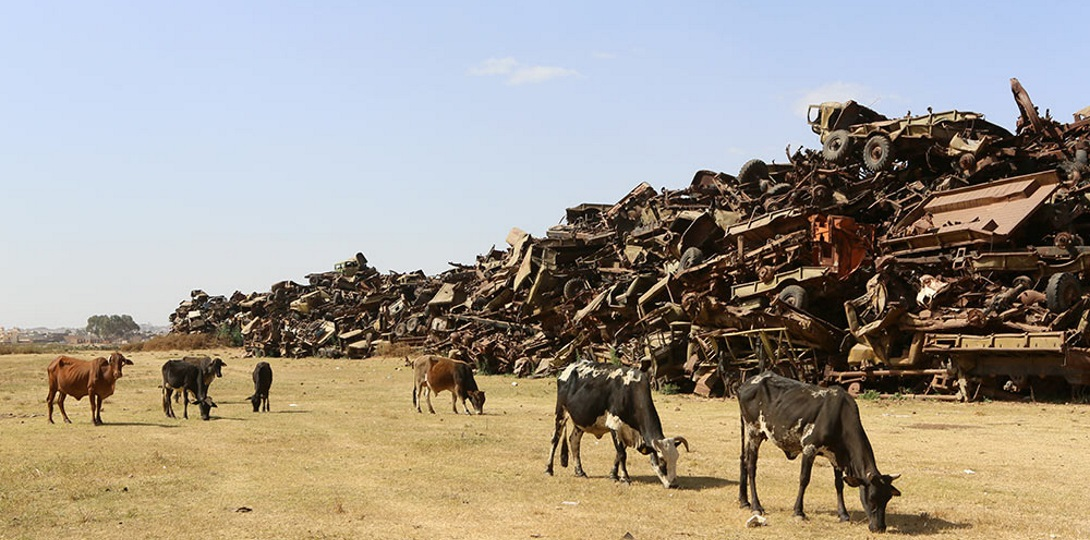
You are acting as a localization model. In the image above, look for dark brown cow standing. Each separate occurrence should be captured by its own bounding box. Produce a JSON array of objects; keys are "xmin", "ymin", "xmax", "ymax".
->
[
  {"xmin": 46, "ymin": 352, "xmax": 133, "ymax": 425},
  {"xmin": 410, "ymin": 355, "xmax": 485, "ymax": 414}
]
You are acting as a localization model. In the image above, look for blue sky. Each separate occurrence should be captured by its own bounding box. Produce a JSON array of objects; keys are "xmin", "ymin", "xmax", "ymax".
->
[{"xmin": 4, "ymin": 1, "xmax": 1089, "ymax": 328}]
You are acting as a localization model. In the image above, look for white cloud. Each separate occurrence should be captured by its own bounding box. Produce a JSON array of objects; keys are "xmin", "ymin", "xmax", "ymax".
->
[
  {"xmin": 469, "ymin": 57, "xmax": 579, "ymax": 85},
  {"xmin": 794, "ymin": 82, "xmax": 902, "ymax": 118},
  {"xmin": 468, "ymin": 57, "xmax": 518, "ymax": 76}
]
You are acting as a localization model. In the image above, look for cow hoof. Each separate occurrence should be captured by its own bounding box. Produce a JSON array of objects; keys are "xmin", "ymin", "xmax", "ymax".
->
[
  {"xmin": 63, "ymin": 419, "xmax": 72, "ymax": 424},
  {"xmin": 793, "ymin": 513, "xmax": 808, "ymax": 522},
  {"xmin": 574, "ymin": 470, "xmax": 587, "ymax": 478},
  {"xmin": 545, "ymin": 467, "xmax": 554, "ymax": 476},
  {"xmin": 838, "ymin": 513, "xmax": 851, "ymax": 523},
  {"xmin": 739, "ymin": 501, "xmax": 751, "ymax": 509}
]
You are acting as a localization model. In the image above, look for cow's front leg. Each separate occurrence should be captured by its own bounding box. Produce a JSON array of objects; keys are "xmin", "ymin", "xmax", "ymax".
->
[
  {"xmin": 833, "ymin": 468, "xmax": 850, "ymax": 522},
  {"xmin": 89, "ymin": 394, "xmax": 101, "ymax": 425},
  {"xmin": 793, "ymin": 450, "xmax": 816, "ymax": 520},
  {"xmin": 608, "ymin": 431, "xmax": 630, "ymax": 483},
  {"xmin": 569, "ymin": 428, "xmax": 587, "ymax": 478}
]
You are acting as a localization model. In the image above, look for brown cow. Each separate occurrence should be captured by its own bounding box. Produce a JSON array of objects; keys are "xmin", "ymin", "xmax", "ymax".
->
[
  {"xmin": 46, "ymin": 352, "xmax": 133, "ymax": 425},
  {"xmin": 410, "ymin": 355, "xmax": 485, "ymax": 415}
]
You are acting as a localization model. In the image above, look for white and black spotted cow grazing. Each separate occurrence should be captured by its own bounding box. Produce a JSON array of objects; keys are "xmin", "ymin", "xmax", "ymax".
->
[
  {"xmin": 546, "ymin": 360, "xmax": 689, "ymax": 488},
  {"xmin": 738, "ymin": 371, "xmax": 901, "ymax": 532}
]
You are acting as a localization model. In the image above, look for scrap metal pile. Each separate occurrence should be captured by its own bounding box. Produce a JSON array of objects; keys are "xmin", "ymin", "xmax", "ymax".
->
[{"xmin": 170, "ymin": 79, "xmax": 1090, "ymax": 399}]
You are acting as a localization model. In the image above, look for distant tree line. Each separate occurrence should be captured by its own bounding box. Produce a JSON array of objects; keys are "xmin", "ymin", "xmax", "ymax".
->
[{"xmin": 86, "ymin": 314, "xmax": 140, "ymax": 340}]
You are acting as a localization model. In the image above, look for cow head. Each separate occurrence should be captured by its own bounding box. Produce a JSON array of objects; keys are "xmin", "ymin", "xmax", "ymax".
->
[
  {"xmin": 211, "ymin": 358, "xmax": 226, "ymax": 377},
  {"xmin": 197, "ymin": 396, "xmax": 217, "ymax": 421},
  {"xmin": 847, "ymin": 472, "xmax": 901, "ymax": 532},
  {"xmin": 247, "ymin": 393, "xmax": 262, "ymax": 412},
  {"xmin": 468, "ymin": 390, "xmax": 486, "ymax": 414},
  {"xmin": 108, "ymin": 352, "xmax": 134, "ymax": 377},
  {"xmin": 646, "ymin": 436, "xmax": 689, "ymax": 488}
]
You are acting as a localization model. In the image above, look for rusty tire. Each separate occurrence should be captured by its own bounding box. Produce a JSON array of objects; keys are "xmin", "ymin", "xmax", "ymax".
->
[
  {"xmin": 822, "ymin": 130, "xmax": 852, "ymax": 163},
  {"xmin": 679, "ymin": 246, "xmax": 704, "ymax": 271},
  {"xmin": 738, "ymin": 159, "xmax": 769, "ymax": 192},
  {"xmin": 777, "ymin": 285, "xmax": 809, "ymax": 310},
  {"xmin": 1046, "ymin": 272, "xmax": 1082, "ymax": 313},
  {"xmin": 957, "ymin": 152, "xmax": 977, "ymax": 173},
  {"xmin": 863, "ymin": 134, "xmax": 894, "ymax": 171}
]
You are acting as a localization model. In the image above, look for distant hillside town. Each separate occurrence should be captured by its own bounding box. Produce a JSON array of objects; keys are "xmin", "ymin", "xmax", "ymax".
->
[{"xmin": 0, "ymin": 324, "xmax": 168, "ymax": 345}]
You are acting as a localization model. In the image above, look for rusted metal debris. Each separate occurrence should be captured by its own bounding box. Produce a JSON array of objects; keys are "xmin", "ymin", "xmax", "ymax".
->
[{"xmin": 170, "ymin": 78, "xmax": 1090, "ymax": 400}]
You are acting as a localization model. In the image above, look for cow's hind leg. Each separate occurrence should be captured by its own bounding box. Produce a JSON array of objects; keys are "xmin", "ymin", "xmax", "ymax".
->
[
  {"xmin": 546, "ymin": 409, "xmax": 566, "ymax": 475},
  {"xmin": 569, "ymin": 428, "xmax": 588, "ymax": 478},
  {"xmin": 424, "ymin": 387, "xmax": 436, "ymax": 414},
  {"xmin": 608, "ymin": 431, "xmax": 630, "ymax": 483},
  {"xmin": 833, "ymin": 468, "xmax": 850, "ymax": 522},
  {"xmin": 163, "ymin": 387, "xmax": 175, "ymax": 418},
  {"xmin": 742, "ymin": 427, "xmax": 765, "ymax": 514},
  {"xmin": 738, "ymin": 417, "xmax": 750, "ymax": 508},
  {"xmin": 46, "ymin": 387, "xmax": 57, "ymax": 424},
  {"xmin": 56, "ymin": 393, "xmax": 72, "ymax": 424},
  {"xmin": 793, "ymin": 450, "xmax": 817, "ymax": 520}
]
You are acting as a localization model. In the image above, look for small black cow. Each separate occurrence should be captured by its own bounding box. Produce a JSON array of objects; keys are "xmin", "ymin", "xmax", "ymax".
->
[
  {"xmin": 738, "ymin": 371, "xmax": 901, "ymax": 532},
  {"xmin": 161, "ymin": 359, "xmax": 217, "ymax": 421},
  {"xmin": 546, "ymin": 360, "xmax": 688, "ymax": 488},
  {"xmin": 175, "ymin": 356, "xmax": 226, "ymax": 404},
  {"xmin": 248, "ymin": 361, "xmax": 273, "ymax": 412}
]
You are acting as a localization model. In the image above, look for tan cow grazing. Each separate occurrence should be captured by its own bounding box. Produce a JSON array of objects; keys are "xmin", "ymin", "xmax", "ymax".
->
[
  {"xmin": 46, "ymin": 352, "xmax": 133, "ymax": 425},
  {"xmin": 410, "ymin": 355, "xmax": 485, "ymax": 415}
]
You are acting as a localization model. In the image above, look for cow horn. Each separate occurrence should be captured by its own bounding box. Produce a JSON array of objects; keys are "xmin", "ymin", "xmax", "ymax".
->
[
  {"xmin": 672, "ymin": 436, "xmax": 690, "ymax": 452},
  {"xmin": 888, "ymin": 473, "xmax": 901, "ymax": 481}
]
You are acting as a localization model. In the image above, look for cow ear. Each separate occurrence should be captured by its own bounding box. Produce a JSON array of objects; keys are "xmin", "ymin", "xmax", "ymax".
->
[{"xmin": 843, "ymin": 475, "xmax": 862, "ymax": 487}]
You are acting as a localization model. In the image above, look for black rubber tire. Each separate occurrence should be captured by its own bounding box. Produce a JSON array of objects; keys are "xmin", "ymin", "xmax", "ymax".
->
[
  {"xmin": 863, "ymin": 134, "xmax": 894, "ymax": 171},
  {"xmin": 822, "ymin": 130, "xmax": 853, "ymax": 163},
  {"xmin": 679, "ymin": 246, "xmax": 704, "ymax": 271},
  {"xmin": 777, "ymin": 285, "xmax": 809, "ymax": 310},
  {"xmin": 1046, "ymin": 272, "xmax": 1081, "ymax": 313},
  {"xmin": 738, "ymin": 159, "xmax": 769, "ymax": 186},
  {"xmin": 1058, "ymin": 160, "xmax": 1089, "ymax": 182},
  {"xmin": 763, "ymin": 182, "xmax": 792, "ymax": 197}
]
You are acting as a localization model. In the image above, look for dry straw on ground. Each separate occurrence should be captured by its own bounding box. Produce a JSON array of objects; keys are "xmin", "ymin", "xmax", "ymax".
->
[{"xmin": 2, "ymin": 351, "xmax": 1089, "ymax": 539}]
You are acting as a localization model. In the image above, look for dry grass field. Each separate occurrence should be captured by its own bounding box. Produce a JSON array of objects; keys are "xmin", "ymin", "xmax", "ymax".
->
[{"xmin": 2, "ymin": 350, "xmax": 1089, "ymax": 540}]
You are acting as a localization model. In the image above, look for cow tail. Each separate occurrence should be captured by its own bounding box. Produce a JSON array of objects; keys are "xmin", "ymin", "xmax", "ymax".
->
[{"xmin": 559, "ymin": 424, "xmax": 569, "ymax": 468}]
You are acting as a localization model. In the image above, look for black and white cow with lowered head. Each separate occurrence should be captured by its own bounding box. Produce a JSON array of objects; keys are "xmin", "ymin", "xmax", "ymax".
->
[
  {"xmin": 738, "ymin": 371, "xmax": 901, "ymax": 532},
  {"xmin": 546, "ymin": 360, "xmax": 688, "ymax": 488}
]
